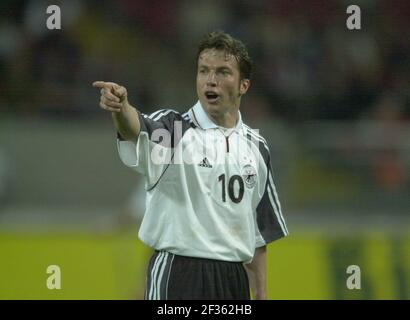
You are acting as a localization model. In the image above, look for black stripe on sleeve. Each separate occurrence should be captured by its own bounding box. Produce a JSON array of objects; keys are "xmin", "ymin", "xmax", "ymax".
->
[
  {"xmin": 138, "ymin": 109, "xmax": 191, "ymax": 148},
  {"xmin": 246, "ymin": 127, "xmax": 288, "ymax": 244},
  {"xmin": 256, "ymin": 168, "xmax": 287, "ymax": 244}
]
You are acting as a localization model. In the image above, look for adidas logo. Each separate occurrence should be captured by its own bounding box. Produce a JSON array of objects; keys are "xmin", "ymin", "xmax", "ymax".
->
[{"xmin": 198, "ymin": 157, "xmax": 212, "ymax": 168}]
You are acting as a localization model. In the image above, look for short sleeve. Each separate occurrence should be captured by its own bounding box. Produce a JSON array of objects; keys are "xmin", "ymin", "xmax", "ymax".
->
[
  {"xmin": 254, "ymin": 149, "xmax": 289, "ymax": 247},
  {"xmin": 117, "ymin": 109, "xmax": 185, "ymax": 188}
]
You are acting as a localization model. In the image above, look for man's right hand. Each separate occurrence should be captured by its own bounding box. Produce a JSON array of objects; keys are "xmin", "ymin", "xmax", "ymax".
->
[
  {"xmin": 92, "ymin": 81, "xmax": 140, "ymax": 141},
  {"xmin": 92, "ymin": 81, "xmax": 130, "ymax": 113}
]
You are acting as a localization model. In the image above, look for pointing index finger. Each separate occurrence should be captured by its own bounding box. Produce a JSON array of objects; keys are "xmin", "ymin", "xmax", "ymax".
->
[
  {"xmin": 92, "ymin": 81, "xmax": 115, "ymax": 89},
  {"xmin": 92, "ymin": 81, "xmax": 107, "ymax": 88}
]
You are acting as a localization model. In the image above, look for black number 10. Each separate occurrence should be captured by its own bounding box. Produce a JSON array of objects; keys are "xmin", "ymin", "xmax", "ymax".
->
[{"xmin": 218, "ymin": 174, "xmax": 244, "ymax": 203}]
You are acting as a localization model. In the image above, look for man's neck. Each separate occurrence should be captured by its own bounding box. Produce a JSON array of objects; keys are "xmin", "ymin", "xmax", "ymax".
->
[{"xmin": 209, "ymin": 109, "xmax": 239, "ymax": 128}]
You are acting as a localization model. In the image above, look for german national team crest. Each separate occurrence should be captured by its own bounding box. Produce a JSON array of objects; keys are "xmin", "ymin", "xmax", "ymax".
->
[{"xmin": 241, "ymin": 164, "xmax": 257, "ymax": 189}]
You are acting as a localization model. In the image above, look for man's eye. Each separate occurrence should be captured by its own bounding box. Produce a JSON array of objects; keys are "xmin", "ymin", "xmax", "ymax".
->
[{"xmin": 199, "ymin": 69, "xmax": 207, "ymax": 74}]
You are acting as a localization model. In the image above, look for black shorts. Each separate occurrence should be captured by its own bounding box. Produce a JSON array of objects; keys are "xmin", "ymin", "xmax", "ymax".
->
[{"xmin": 144, "ymin": 250, "xmax": 250, "ymax": 300}]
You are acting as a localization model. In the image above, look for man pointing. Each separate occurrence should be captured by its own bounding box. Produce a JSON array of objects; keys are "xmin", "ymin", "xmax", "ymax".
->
[{"xmin": 93, "ymin": 31, "xmax": 288, "ymax": 300}]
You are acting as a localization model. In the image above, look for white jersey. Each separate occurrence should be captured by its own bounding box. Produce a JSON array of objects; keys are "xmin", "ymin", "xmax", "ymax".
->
[{"xmin": 117, "ymin": 101, "xmax": 288, "ymax": 262}]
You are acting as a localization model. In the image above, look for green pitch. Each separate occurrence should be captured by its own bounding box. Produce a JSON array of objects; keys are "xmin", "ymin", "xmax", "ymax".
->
[{"xmin": 0, "ymin": 229, "xmax": 408, "ymax": 299}]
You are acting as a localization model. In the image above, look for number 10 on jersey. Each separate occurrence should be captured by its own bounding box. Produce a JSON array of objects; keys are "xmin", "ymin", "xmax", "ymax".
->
[{"xmin": 218, "ymin": 174, "xmax": 244, "ymax": 203}]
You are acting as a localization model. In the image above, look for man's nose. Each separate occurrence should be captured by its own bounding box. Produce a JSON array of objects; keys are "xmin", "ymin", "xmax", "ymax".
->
[{"xmin": 206, "ymin": 72, "xmax": 217, "ymax": 86}]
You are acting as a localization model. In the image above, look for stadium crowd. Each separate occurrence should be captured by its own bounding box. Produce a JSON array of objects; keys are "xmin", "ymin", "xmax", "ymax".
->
[{"xmin": 0, "ymin": 0, "xmax": 409, "ymax": 122}]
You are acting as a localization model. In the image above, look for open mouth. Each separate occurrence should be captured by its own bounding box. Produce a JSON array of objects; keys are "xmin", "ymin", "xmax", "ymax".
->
[{"xmin": 205, "ymin": 91, "xmax": 219, "ymax": 103}]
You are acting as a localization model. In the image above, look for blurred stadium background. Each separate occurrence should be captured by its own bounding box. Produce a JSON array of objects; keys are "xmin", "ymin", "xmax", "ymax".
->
[{"xmin": 0, "ymin": 0, "xmax": 409, "ymax": 299}]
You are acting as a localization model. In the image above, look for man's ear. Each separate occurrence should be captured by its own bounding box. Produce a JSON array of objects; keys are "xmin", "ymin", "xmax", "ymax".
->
[{"xmin": 239, "ymin": 79, "xmax": 251, "ymax": 96}]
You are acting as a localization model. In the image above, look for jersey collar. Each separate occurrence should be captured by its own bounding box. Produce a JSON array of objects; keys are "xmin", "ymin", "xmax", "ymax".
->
[{"xmin": 189, "ymin": 100, "xmax": 244, "ymax": 133}]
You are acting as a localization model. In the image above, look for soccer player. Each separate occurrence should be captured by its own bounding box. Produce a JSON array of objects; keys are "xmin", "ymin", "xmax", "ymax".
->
[{"xmin": 93, "ymin": 31, "xmax": 288, "ymax": 300}]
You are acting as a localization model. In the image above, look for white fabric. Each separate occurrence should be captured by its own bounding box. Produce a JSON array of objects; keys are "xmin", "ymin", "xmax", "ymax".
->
[{"xmin": 117, "ymin": 101, "xmax": 286, "ymax": 263}]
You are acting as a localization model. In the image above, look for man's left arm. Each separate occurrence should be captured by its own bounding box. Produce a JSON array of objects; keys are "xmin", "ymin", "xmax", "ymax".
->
[{"xmin": 244, "ymin": 245, "xmax": 267, "ymax": 300}]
